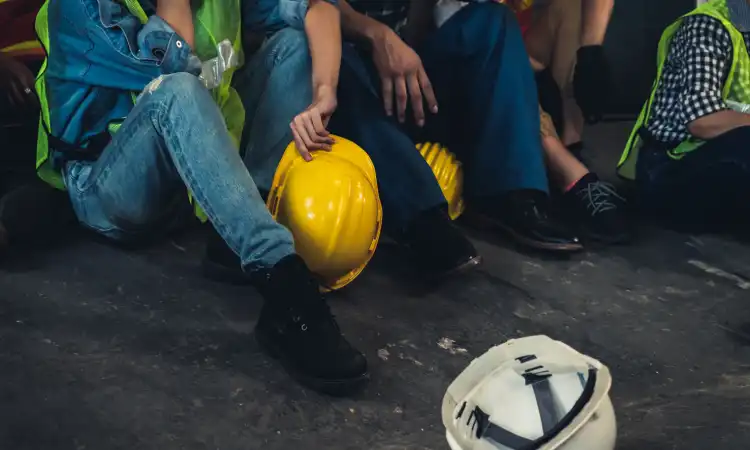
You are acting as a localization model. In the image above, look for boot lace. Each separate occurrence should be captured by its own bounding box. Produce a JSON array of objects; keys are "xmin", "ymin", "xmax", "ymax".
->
[{"xmin": 576, "ymin": 181, "xmax": 625, "ymax": 216}]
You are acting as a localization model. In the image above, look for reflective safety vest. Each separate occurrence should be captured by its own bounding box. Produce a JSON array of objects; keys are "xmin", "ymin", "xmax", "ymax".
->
[
  {"xmin": 617, "ymin": 0, "xmax": 750, "ymax": 180},
  {"xmin": 34, "ymin": 0, "xmax": 245, "ymax": 221},
  {"xmin": 0, "ymin": 0, "xmax": 45, "ymax": 60}
]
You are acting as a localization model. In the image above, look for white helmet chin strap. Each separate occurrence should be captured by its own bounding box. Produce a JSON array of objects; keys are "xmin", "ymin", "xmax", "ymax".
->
[{"xmin": 443, "ymin": 336, "xmax": 616, "ymax": 450}]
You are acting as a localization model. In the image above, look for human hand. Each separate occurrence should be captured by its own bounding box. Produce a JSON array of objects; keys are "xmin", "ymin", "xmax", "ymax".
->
[
  {"xmin": 573, "ymin": 45, "xmax": 611, "ymax": 124},
  {"xmin": 0, "ymin": 53, "xmax": 39, "ymax": 113},
  {"xmin": 370, "ymin": 27, "xmax": 438, "ymax": 126},
  {"xmin": 290, "ymin": 85, "xmax": 337, "ymax": 161}
]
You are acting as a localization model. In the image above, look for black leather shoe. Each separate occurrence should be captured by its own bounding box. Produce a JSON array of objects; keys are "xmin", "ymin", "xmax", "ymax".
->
[
  {"xmin": 397, "ymin": 207, "xmax": 482, "ymax": 276},
  {"xmin": 471, "ymin": 190, "xmax": 583, "ymax": 252},
  {"xmin": 255, "ymin": 255, "xmax": 369, "ymax": 396},
  {"xmin": 201, "ymin": 226, "xmax": 251, "ymax": 284}
]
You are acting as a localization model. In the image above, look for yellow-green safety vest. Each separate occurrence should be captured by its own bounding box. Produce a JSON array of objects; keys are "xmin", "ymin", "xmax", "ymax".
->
[
  {"xmin": 34, "ymin": 0, "xmax": 245, "ymax": 221},
  {"xmin": 617, "ymin": 0, "xmax": 750, "ymax": 180}
]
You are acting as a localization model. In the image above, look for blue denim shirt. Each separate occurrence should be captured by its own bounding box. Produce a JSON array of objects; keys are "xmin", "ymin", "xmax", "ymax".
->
[{"xmin": 46, "ymin": 0, "xmax": 324, "ymax": 152}]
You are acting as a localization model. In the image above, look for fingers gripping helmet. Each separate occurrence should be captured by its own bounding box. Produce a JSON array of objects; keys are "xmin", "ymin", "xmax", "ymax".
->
[{"xmin": 442, "ymin": 335, "xmax": 616, "ymax": 450}]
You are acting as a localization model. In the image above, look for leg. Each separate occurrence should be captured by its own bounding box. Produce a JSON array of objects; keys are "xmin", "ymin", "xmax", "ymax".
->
[
  {"xmin": 64, "ymin": 72, "xmax": 294, "ymax": 270},
  {"xmin": 329, "ymin": 45, "xmax": 480, "ymax": 275},
  {"xmin": 64, "ymin": 72, "xmax": 368, "ymax": 394},
  {"xmin": 524, "ymin": 0, "xmax": 584, "ymax": 146},
  {"xmin": 539, "ymin": 106, "xmax": 629, "ymax": 244},
  {"xmin": 637, "ymin": 127, "xmax": 750, "ymax": 231},
  {"xmin": 235, "ymin": 28, "xmax": 313, "ymax": 194},
  {"xmin": 417, "ymin": 2, "xmax": 582, "ymax": 252},
  {"xmin": 331, "ymin": 45, "xmax": 447, "ymax": 233},
  {"xmin": 418, "ymin": 3, "xmax": 549, "ymax": 197}
]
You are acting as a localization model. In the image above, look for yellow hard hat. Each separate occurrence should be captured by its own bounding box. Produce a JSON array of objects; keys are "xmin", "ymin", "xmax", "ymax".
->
[
  {"xmin": 267, "ymin": 136, "xmax": 383, "ymax": 291},
  {"xmin": 416, "ymin": 142, "xmax": 465, "ymax": 220}
]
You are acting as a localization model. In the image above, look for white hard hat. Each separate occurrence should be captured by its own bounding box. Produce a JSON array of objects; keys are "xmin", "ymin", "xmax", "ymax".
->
[{"xmin": 442, "ymin": 335, "xmax": 616, "ymax": 450}]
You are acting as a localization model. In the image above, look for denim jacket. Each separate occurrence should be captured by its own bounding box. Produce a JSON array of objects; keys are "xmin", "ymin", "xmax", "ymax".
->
[{"xmin": 45, "ymin": 0, "xmax": 322, "ymax": 151}]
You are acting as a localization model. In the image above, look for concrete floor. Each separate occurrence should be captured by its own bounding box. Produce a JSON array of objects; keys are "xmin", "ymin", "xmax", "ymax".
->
[{"xmin": 1, "ymin": 123, "xmax": 749, "ymax": 450}]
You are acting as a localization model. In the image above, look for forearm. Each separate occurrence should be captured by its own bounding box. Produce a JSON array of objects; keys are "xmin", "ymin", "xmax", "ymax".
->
[
  {"xmin": 688, "ymin": 110, "xmax": 750, "ymax": 140},
  {"xmin": 339, "ymin": 0, "xmax": 388, "ymax": 43},
  {"xmin": 306, "ymin": 0, "xmax": 342, "ymax": 91},
  {"xmin": 581, "ymin": 0, "xmax": 614, "ymax": 46},
  {"xmin": 156, "ymin": 0, "xmax": 195, "ymax": 48}
]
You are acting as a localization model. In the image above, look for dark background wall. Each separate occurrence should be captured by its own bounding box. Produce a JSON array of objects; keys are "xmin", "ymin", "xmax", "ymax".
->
[{"xmin": 603, "ymin": 0, "xmax": 697, "ymax": 116}]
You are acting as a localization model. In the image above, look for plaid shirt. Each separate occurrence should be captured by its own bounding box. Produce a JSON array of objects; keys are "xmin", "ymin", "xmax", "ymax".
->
[
  {"xmin": 347, "ymin": 0, "xmax": 411, "ymax": 32},
  {"xmin": 645, "ymin": 14, "xmax": 750, "ymax": 144}
]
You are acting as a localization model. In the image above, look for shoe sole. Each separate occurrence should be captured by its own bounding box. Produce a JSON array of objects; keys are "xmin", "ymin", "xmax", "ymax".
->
[
  {"xmin": 468, "ymin": 213, "xmax": 584, "ymax": 253},
  {"xmin": 255, "ymin": 330, "xmax": 370, "ymax": 397}
]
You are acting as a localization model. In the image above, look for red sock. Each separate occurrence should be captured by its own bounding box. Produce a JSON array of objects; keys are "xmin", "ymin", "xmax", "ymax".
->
[{"xmin": 564, "ymin": 176, "xmax": 585, "ymax": 193}]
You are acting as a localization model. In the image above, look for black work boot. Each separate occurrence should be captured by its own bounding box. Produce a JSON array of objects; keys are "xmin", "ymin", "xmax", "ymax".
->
[
  {"xmin": 562, "ymin": 173, "xmax": 631, "ymax": 245},
  {"xmin": 201, "ymin": 226, "xmax": 250, "ymax": 284},
  {"xmin": 254, "ymin": 254, "xmax": 369, "ymax": 396},
  {"xmin": 396, "ymin": 207, "xmax": 481, "ymax": 277},
  {"xmin": 470, "ymin": 189, "xmax": 583, "ymax": 253}
]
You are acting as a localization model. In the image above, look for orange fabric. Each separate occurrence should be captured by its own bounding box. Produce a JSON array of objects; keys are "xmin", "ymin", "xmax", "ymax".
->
[
  {"xmin": 0, "ymin": 0, "xmax": 44, "ymax": 62},
  {"xmin": 498, "ymin": 0, "xmax": 534, "ymax": 35}
]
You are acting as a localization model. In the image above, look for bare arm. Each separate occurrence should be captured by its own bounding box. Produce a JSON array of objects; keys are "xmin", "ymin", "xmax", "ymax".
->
[
  {"xmin": 156, "ymin": 0, "xmax": 195, "ymax": 48},
  {"xmin": 581, "ymin": 0, "xmax": 614, "ymax": 46},
  {"xmin": 688, "ymin": 110, "xmax": 750, "ymax": 140},
  {"xmin": 306, "ymin": 0, "xmax": 342, "ymax": 91},
  {"xmin": 339, "ymin": 0, "xmax": 389, "ymax": 43}
]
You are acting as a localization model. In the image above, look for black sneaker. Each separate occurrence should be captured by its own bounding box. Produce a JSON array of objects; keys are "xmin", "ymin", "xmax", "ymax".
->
[
  {"xmin": 563, "ymin": 173, "xmax": 631, "ymax": 245},
  {"xmin": 470, "ymin": 189, "xmax": 583, "ymax": 253},
  {"xmin": 254, "ymin": 254, "xmax": 369, "ymax": 396},
  {"xmin": 396, "ymin": 207, "xmax": 482, "ymax": 277},
  {"xmin": 201, "ymin": 226, "xmax": 251, "ymax": 284}
]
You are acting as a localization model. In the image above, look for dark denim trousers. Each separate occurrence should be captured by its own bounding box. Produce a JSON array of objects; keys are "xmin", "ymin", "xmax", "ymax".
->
[
  {"xmin": 329, "ymin": 2, "xmax": 548, "ymax": 233},
  {"xmin": 636, "ymin": 126, "xmax": 750, "ymax": 228}
]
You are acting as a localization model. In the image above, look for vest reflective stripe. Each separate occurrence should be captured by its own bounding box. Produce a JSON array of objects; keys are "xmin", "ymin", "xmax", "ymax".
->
[
  {"xmin": 1, "ymin": 40, "xmax": 44, "ymax": 58},
  {"xmin": 34, "ymin": 0, "xmax": 245, "ymax": 221},
  {"xmin": 617, "ymin": 0, "xmax": 750, "ymax": 180}
]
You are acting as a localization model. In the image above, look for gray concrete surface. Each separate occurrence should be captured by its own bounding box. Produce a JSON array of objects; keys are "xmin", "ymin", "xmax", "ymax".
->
[{"xmin": 1, "ymin": 122, "xmax": 749, "ymax": 450}]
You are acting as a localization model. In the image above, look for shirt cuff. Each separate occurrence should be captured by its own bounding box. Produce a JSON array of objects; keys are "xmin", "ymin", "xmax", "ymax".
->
[
  {"xmin": 139, "ymin": 16, "xmax": 194, "ymax": 74},
  {"xmin": 682, "ymin": 94, "xmax": 727, "ymax": 126}
]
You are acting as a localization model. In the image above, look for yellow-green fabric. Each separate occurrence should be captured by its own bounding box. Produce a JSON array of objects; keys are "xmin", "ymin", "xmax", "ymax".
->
[
  {"xmin": 617, "ymin": 0, "xmax": 750, "ymax": 180},
  {"xmin": 34, "ymin": 0, "xmax": 245, "ymax": 221}
]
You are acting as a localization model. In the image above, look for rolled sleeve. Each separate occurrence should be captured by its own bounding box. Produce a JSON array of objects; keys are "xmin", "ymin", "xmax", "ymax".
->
[
  {"xmin": 73, "ymin": 0, "xmax": 197, "ymax": 90},
  {"xmin": 137, "ymin": 16, "xmax": 195, "ymax": 74},
  {"xmin": 667, "ymin": 16, "xmax": 732, "ymax": 127}
]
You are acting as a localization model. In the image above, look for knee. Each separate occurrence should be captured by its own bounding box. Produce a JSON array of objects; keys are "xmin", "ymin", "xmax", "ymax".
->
[
  {"xmin": 141, "ymin": 72, "xmax": 208, "ymax": 108},
  {"xmin": 145, "ymin": 72, "xmax": 204, "ymax": 96}
]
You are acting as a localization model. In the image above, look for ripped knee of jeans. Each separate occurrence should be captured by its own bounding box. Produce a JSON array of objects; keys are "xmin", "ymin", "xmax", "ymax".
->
[{"xmin": 144, "ymin": 75, "xmax": 165, "ymax": 94}]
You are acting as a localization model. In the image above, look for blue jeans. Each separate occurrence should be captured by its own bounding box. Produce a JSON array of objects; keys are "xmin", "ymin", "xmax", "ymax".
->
[
  {"xmin": 636, "ymin": 126, "xmax": 750, "ymax": 228},
  {"xmin": 63, "ymin": 73, "xmax": 295, "ymax": 270},
  {"xmin": 235, "ymin": 28, "xmax": 313, "ymax": 193},
  {"xmin": 330, "ymin": 2, "xmax": 549, "ymax": 231}
]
